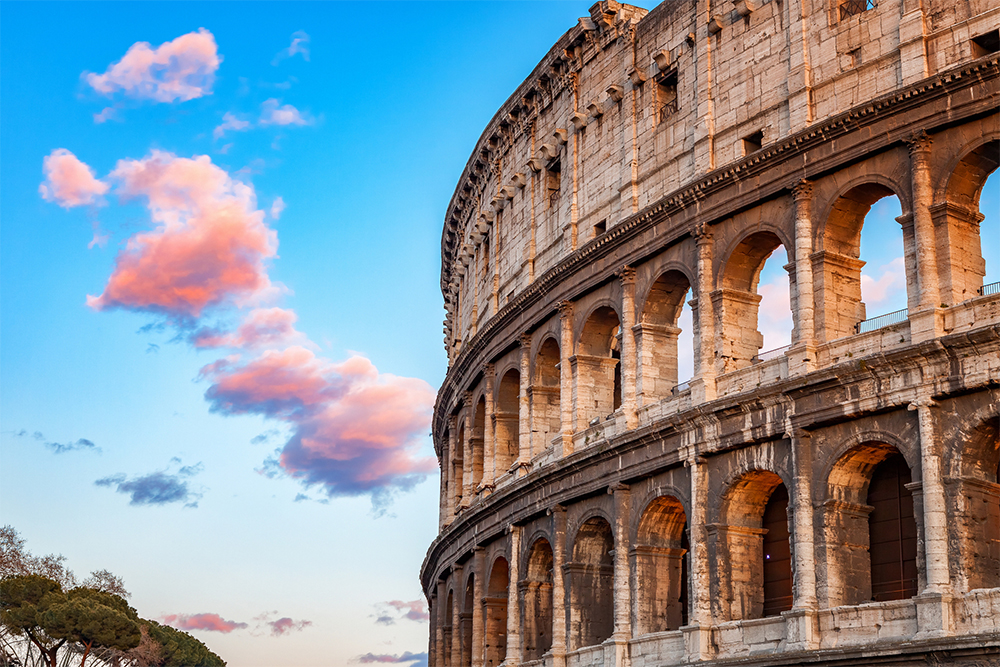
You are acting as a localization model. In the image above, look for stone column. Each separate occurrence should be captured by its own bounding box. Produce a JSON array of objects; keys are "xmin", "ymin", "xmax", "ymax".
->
[
  {"xmin": 505, "ymin": 525, "xmax": 522, "ymax": 666},
  {"xmin": 463, "ymin": 392, "xmax": 474, "ymax": 508},
  {"xmin": 610, "ymin": 484, "xmax": 633, "ymax": 653},
  {"xmin": 549, "ymin": 506, "xmax": 568, "ymax": 667},
  {"xmin": 436, "ymin": 581, "xmax": 447, "ymax": 667},
  {"xmin": 558, "ymin": 302, "xmax": 575, "ymax": 457},
  {"xmin": 788, "ymin": 180, "xmax": 816, "ymax": 375},
  {"xmin": 429, "ymin": 592, "xmax": 437, "ymax": 667},
  {"xmin": 517, "ymin": 334, "xmax": 532, "ymax": 475},
  {"xmin": 907, "ymin": 131, "xmax": 943, "ymax": 342},
  {"xmin": 618, "ymin": 267, "xmax": 638, "ymax": 429},
  {"xmin": 447, "ymin": 416, "xmax": 458, "ymax": 523},
  {"xmin": 483, "ymin": 365, "xmax": 496, "ymax": 491},
  {"xmin": 453, "ymin": 564, "xmax": 465, "ymax": 667},
  {"xmin": 683, "ymin": 452, "xmax": 714, "ymax": 661},
  {"xmin": 785, "ymin": 430, "xmax": 819, "ymax": 651},
  {"xmin": 691, "ymin": 224, "xmax": 716, "ymax": 403},
  {"xmin": 439, "ymin": 442, "xmax": 449, "ymax": 532},
  {"xmin": 473, "ymin": 548, "xmax": 486, "ymax": 667}
]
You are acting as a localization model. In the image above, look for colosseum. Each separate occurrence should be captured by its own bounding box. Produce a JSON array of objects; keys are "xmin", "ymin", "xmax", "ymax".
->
[{"xmin": 420, "ymin": 1, "xmax": 1000, "ymax": 665}]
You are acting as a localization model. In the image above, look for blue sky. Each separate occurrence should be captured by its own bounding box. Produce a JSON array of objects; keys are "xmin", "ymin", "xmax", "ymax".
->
[{"xmin": 1, "ymin": 3, "xmax": 996, "ymax": 666}]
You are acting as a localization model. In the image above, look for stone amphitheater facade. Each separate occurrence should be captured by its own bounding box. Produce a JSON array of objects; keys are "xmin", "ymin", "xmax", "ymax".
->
[{"xmin": 420, "ymin": 1, "xmax": 1000, "ymax": 666}]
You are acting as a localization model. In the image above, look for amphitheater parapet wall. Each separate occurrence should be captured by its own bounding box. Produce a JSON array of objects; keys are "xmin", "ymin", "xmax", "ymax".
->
[{"xmin": 425, "ymin": 1, "xmax": 1000, "ymax": 666}]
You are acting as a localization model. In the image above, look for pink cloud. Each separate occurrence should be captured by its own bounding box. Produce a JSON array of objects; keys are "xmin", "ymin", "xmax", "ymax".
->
[
  {"xmin": 162, "ymin": 613, "xmax": 247, "ymax": 633},
  {"xmin": 214, "ymin": 112, "xmax": 251, "ymax": 140},
  {"xmin": 86, "ymin": 151, "xmax": 278, "ymax": 318},
  {"xmin": 200, "ymin": 349, "xmax": 436, "ymax": 498},
  {"xmin": 260, "ymin": 99, "xmax": 312, "ymax": 126},
  {"xmin": 861, "ymin": 256, "xmax": 907, "ymax": 309},
  {"xmin": 192, "ymin": 307, "xmax": 308, "ymax": 350},
  {"xmin": 267, "ymin": 617, "xmax": 312, "ymax": 636},
  {"xmin": 93, "ymin": 107, "xmax": 119, "ymax": 124},
  {"xmin": 757, "ymin": 271, "xmax": 792, "ymax": 352},
  {"xmin": 357, "ymin": 652, "xmax": 427, "ymax": 665},
  {"xmin": 84, "ymin": 28, "xmax": 220, "ymax": 103},
  {"xmin": 39, "ymin": 149, "xmax": 109, "ymax": 208},
  {"xmin": 386, "ymin": 600, "xmax": 429, "ymax": 622}
]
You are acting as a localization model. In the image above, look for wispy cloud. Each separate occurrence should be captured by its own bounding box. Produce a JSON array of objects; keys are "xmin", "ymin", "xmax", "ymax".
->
[
  {"xmin": 84, "ymin": 29, "xmax": 221, "ymax": 104},
  {"xmin": 861, "ymin": 256, "xmax": 907, "ymax": 310},
  {"xmin": 95, "ymin": 460, "xmax": 203, "ymax": 507},
  {"xmin": 272, "ymin": 31, "xmax": 310, "ymax": 65},
  {"xmin": 162, "ymin": 613, "xmax": 247, "ymax": 633},
  {"xmin": 270, "ymin": 196, "xmax": 286, "ymax": 220},
  {"xmin": 757, "ymin": 270, "xmax": 792, "ymax": 352},
  {"xmin": 357, "ymin": 652, "xmax": 427, "ymax": 666},
  {"xmin": 191, "ymin": 308, "xmax": 309, "ymax": 350},
  {"xmin": 374, "ymin": 600, "xmax": 429, "ymax": 625},
  {"xmin": 39, "ymin": 149, "xmax": 108, "ymax": 208},
  {"xmin": 11, "ymin": 429, "xmax": 101, "ymax": 455},
  {"xmin": 213, "ymin": 112, "xmax": 252, "ymax": 140},
  {"xmin": 260, "ymin": 99, "xmax": 312, "ymax": 127}
]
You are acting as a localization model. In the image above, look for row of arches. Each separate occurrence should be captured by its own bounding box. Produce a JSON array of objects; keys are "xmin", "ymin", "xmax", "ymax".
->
[{"xmin": 438, "ymin": 434, "xmax": 999, "ymax": 666}]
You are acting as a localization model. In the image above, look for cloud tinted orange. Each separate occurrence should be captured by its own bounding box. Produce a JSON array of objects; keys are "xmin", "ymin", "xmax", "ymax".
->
[{"xmin": 38, "ymin": 149, "xmax": 108, "ymax": 208}]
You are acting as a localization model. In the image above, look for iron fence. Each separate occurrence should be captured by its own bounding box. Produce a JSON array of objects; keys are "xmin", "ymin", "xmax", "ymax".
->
[{"xmin": 855, "ymin": 307, "xmax": 908, "ymax": 334}]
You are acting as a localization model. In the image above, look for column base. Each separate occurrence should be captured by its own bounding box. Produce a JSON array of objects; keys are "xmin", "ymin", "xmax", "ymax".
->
[
  {"xmin": 543, "ymin": 649, "xmax": 566, "ymax": 667},
  {"xmin": 914, "ymin": 591, "xmax": 954, "ymax": 638},
  {"xmin": 512, "ymin": 460, "xmax": 532, "ymax": 478},
  {"xmin": 782, "ymin": 608, "xmax": 820, "ymax": 651},
  {"xmin": 786, "ymin": 342, "xmax": 816, "ymax": 376},
  {"xmin": 601, "ymin": 635, "xmax": 630, "ymax": 667},
  {"xmin": 560, "ymin": 434, "xmax": 574, "ymax": 458},
  {"xmin": 689, "ymin": 377, "xmax": 716, "ymax": 405},
  {"xmin": 681, "ymin": 623, "xmax": 716, "ymax": 662},
  {"xmin": 909, "ymin": 306, "xmax": 944, "ymax": 344}
]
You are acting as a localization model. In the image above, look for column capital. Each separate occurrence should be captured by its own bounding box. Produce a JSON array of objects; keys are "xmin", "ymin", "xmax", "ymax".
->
[
  {"xmin": 485, "ymin": 363, "xmax": 496, "ymax": 379},
  {"xmin": 463, "ymin": 391, "xmax": 474, "ymax": 408},
  {"xmin": 905, "ymin": 129, "xmax": 933, "ymax": 156},
  {"xmin": 908, "ymin": 398, "xmax": 938, "ymax": 411},
  {"xmin": 556, "ymin": 300, "xmax": 574, "ymax": 318},
  {"xmin": 791, "ymin": 178, "xmax": 813, "ymax": 202},
  {"xmin": 518, "ymin": 333, "xmax": 532, "ymax": 349},
  {"xmin": 694, "ymin": 220, "xmax": 713, "ymax": 244},
  {"xmin": 607, "ymin": 482, "xmax": 631, "ymax": 495},
  {"xmin": 547, "ymin": 503, "xmax": 567, "ymax": 516},
  {"xmin": 449, "ymin": 415, "xmax": 459, "ymax": 430},
  {"xmin": 617, "ymin": 265, "xmax": 637, "ymax": 285}
]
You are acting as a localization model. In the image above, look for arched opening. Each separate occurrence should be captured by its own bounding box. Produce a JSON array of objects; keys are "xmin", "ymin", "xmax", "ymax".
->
[
  {"xmin": 568, "ymin": 517, "xmax": 614, "ymax": 649},
  {"xmin": 819, "ymin": 183, "xmax": 909, "ymax": 341},
  {"xmin": 717, "ymin": 232, "xmax": 792, "ymax": 373},
  {"xmin": 495, "ymin": 370, "xmax": 520, "ymax": 476},
  {"xmin": 531, "ymin": 337, "xmax": 561, "ymax": 455},
  {"xmin": 635, "ymin": 495, "xmax": 688, "ymax": 634},
  {"xmin": 821, "ymin": 443, "xmax": 916, "ymax": 607},
  {"xmin": 717, "ymin": 470, "xmax": 790, "ymax": 620},
  {"xmin": 576, "ymin": 306, "xmax": 622, "ymax": 429},
  {"xmin": 637, "ymin": 271, "xmax": 692, "ymax": 402},
  {"xmin": 485, "ymin": 558, "xmax": 509, "ymax": 667},
  {"xmin": 762, "ymin": 484, "xmax": 793, "ymax": 616},
  {"xmin": 444, "ymin": 589, "xmax": 454, "ymax": 667},
  {"xmin": 941, "ymin": 140, "xmax": 999, "ymax": 302},
  {"xmin": 472, "ymin": 397, "xmax": 486, "ymax": 490},
  {"xmin": 867, "ymin": 453, "xmax": 918, "ymax": 601},
  {"xmin": 522, "ymin": 539, "xmax": 553, "ymax": 660},
  {"xmin": 462, "ymin": 575, "xmax": 475, "ymax": 667},
  {"xmin": 454, "ymin": 420, "xmax": 466, "ymax": 510}
]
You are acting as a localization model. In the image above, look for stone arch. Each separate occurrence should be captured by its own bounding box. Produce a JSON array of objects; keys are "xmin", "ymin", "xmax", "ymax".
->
[
  {"xmin": 715, "ymin": 230, "xmax": 792, "ymax": 373},
  {"xmin": 472, "ymin": 396, "xmax": 486, "ymax": 490},
  {"xmin": 819, "ymin": 442, "xmax": 918, "ymax": 607},
  {"xmin": 636, "ymin": 269, "xmax": 693, "ymax": 402},
  {"xmin": 817, "ymin": 428, "xmax": 920, "ymax": 497},
  {"xmin": 485, "ymin": 557, "xmax": 509, "ymax": 667},
  {"xmin": 935, "ymin": 138, "xmax": 1000, "ymax": 303},
  {"xmin": 714, "ymin": 468, "xmax": 791, "ymax": 621},
  {"xmin": 815, "ymin": 178, "xmax": 911, "ymax": 341},
  {"xmin": 531, "ymin": 335, "xmax": 561, "ymax": 456},
  {"xmin": 568, "ymin": 516, "xmax": 614, "ymax": 650},
  {"xmin": 634, "ymin": 495, "xmax": 688, "ymax": 634},
  {"xmin": 495, "ymin": 368, "xmax": 521, "ymax": 476},
  {"xmin": 522, "ymin": 537, "xmax": 554, "ymax": 661},
  {"xmin": 575, "ymin": 305, "xmax": 622, "ymax": 429}
]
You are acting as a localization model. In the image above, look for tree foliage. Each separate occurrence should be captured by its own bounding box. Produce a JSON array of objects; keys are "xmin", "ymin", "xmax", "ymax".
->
[{"xmin": 0, "ymin": 528, "xmax": 226, "ymax": 667}]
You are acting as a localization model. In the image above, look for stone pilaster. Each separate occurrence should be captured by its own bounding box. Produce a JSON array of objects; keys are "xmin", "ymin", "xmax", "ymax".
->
[
  {"xmin": 788, "ymin": 180, "xmax": 816, "ymax": 375},
  {"xmin": 473, "ymin": 548, "xmax": 486, "ymax": 667},
  {"xmin": 608, "ymin": 484, "xmax": 632, "ymax": 667},
  {"xmin": 785, "ymin": 430, "xmax": 820, "ymax": 651},
  {"xmin": 906, "ymin": 131, "xmax": 943, "ymax": 342},
  {"xmin": 517, "ymin": 334, "xmax": 532, "ymax": 475},
  {"xmin": 548, "ymin": 506, "xmax": 568, "ymax": 667},
  {"xmin": 558, "ymin": 302, "xmax": 575, "ymax": 457},
  {"xmin": 504, "ymin": 525, "xmax": 522, "ymax": 667},
  {"xmin": 463, "ymin": 392, "xmax": 474, "ymax": 508},
  {"xmin": 447, "ymin": 416, "xmax": 458, "ymax": 523},
  {"xmin": 429, "ymin": 592, "xmax": 437, "ymax": 667},
  {"xmin": 690, "ymin": 223, "xmax": 716, "ymax": 403},
  {"xmin": 683, "ymin": 452, "xmax": 714, "ymax": 662},
  {"xmin": 618, "ymin": 267, "xmax": 638, "ymax": 429},
  {"xmin": 482, "ymin": 365, "xmax": 496, "ymax": 492},
  {"xmin": 452, "ymin": 564, "xmax": 465, "ymax": 667},
  {"xmin": 436, "ymin": 580, "xmax": 447, "ymax": 667}
]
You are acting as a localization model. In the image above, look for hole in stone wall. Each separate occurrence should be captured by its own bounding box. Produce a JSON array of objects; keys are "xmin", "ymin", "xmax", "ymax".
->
[
  {"xmin": 594, "ymin": 219, "xmax": 606, "ymax": 238},
  {"xmin": 972, "ymin": 29, "xmax": 1000, "ymax": 57},
  {"xmin": 655, "ymin": 70, "xmax": 678, "ymax": 123},
  {"xmin": 742, "ymin": 130, "xmax": 763, "ymax": 156}
]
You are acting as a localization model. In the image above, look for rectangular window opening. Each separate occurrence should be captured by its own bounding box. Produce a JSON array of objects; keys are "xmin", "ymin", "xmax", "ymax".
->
[
  {"xmin": 655, "ymin": 70, "xmax": 678, "ymax": 123},
  {"xmin": 481, "ymin": 239, "xmax": 490, "ymax": 279},
  {"xmin": 546, "ymin": 160, "xmax": 561, "ymax": 208},
  {"xmin": 973, "ymin": 30, "xmax": 1000, "ymax": 57},
  {"xmin": 593, "ymin": 219, "xmax": 607, "ymax": 238},
  {"xmin": 742, "ymin": 130, "xmax": 764, "ymax": 156},
  {"xmin": 848, "ymin": 48, "xmax": 861, "ymax": 69},
  {"xmin": 839, "ymin": 0, "xmax": 876, "ymax": 20}
]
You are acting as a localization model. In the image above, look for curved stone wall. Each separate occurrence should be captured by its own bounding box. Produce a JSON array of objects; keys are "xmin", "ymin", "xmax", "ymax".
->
[{"xmin": 424, "ymin": 1, "xmax": 1000, "ymax": 666}]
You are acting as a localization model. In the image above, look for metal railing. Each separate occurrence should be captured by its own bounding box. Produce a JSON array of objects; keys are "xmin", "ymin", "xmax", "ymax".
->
[
  {"xmin": 671, "ymin": 381, "xmax": 691, "ymax": 395},
  {"xmin": 855, "ymin": 308, "xmax": 908, "ymax": 334},
  {"xmin": 979, "ymin": 281, "xmax": 1000, "ymax": 297},
  {"xmin": 752, "ymin": 344, "xmax": 791, "ymax": 364}
]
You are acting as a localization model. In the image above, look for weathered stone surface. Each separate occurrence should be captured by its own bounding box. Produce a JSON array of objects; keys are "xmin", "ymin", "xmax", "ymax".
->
[{"xmin": 424, "ymin": 2, "xmax": 1000, "ymax": 667}]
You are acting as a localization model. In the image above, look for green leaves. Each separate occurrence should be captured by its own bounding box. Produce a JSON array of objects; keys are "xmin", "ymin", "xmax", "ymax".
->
[{"xmin": 41, "ymin": 589, "xmax": 141, "ymax": 652}]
